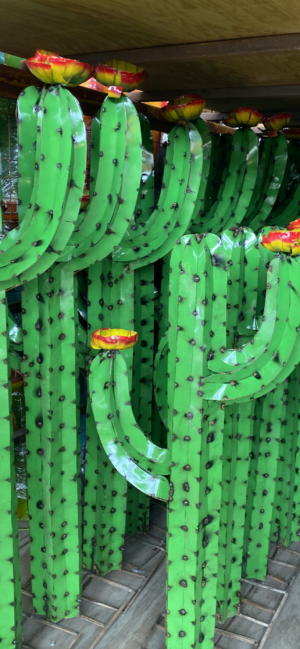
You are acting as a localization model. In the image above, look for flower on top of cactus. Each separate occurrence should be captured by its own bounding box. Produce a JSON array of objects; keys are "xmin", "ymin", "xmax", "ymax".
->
[
  {"xmin": 94, "ymin": 60, "xmax": 148, "ymax": 92},
  {"xmin": 263, "ymin": 112, "xmax": 291, "ymax": 132},
  {"xmin": 261, "ymin": 229, "xmax": 300, "ymax": 255},
  {"xmin": 161, "ymin": 95, "xmax": 206, "ymax": 123},
  {"xmin": 80, "ymin": 77, "xmax": 108, "ymax": 93},
  {"xmin": 25, "ymin": 49, "xmax": 94, "ymax": 86},
  {"xmin": 282, "ymin": 128, "xmax": 300, "ymax": 140},
  {"xmin": 107, "ymin": 86, "xmax": 123, "ymax": 98},
  {"xmin": 90, "ymin": 328, "xmax": 138, "ymax": 350},
  {"xmin": 224, "ymin": 107, "xmax": 263, "ymax": 128},
  {"xmin": 288, "ymin": 218, "xmax": 300, "ymax": 231}
]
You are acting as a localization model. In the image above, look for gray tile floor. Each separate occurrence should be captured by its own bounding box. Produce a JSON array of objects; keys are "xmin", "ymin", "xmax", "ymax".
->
[{"xmin": 20, "ymin": 506, "xmax": 300, "ymax": 649}]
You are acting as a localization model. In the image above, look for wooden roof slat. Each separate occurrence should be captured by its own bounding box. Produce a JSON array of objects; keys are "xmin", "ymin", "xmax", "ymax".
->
[{"xmin": 72, "ymin": 32, "xmax": 300, "ymax": 65}]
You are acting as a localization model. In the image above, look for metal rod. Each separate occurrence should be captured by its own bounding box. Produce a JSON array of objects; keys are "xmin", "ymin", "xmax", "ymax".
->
[
  {"xmin": 81, "ymin": 595, "xmax": 118, "ymax": 611},
  {"xmin": 241, "ymin": 579, "xmax": 286, "ymax": 595},
  {"xmin": 237, "ymin": 613, "xmax": 269, "ymax": 628},
  {"xmin": 269, "ymin": 559, "xmax": 295, "ymax": 569},
  {"xmin": 257, "ymin": 593, "xmax": 289, "ymax": 649},
  {"xmin": 80, "ymin": 614, "xmax": 105, "ymax": 628},
  {"xmin": 215, "ymin": 628, "xmax": 257, "ymax": 644},
  {"xmin": 82, "ymin": 570, "xmax": 134, "ymax": 592},
  {"xmin": 266, "ymin": 573, "xmax": 287, "ymax": 585},
  {"xmin": 241, "ymin": 598, "xmax": 275, "ymax": 615},
  {"xmin": 24, "ymin": 616, "xmax": 79, "ymax": 636}
]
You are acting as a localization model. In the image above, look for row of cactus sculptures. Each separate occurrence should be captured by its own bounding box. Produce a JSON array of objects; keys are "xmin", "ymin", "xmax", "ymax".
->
[{"xmin": 2, "ymin": 80, "xmax": 300, "ymax": 649}]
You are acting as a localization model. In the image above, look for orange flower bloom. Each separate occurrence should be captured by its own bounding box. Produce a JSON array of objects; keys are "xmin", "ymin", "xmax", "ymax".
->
[
  {"xmin": 261, "ymin": 230, "xmax": 300, "ymax": 255},
  {"xmin": 224, "ymin": 107, "xmax": 263, "ymax": 128},
  {"xmin": 282, "ymin": 128, "xmax": 300, "ymax": 140},
  {"xmin": 162, "ymin": 95, "xmax": 206, "ymax": 123},
  {"xmin": 264, "ymin": 112, "xmax": 291, "ymax": 132},
  {"xmin": 25, "ymin": 49, "xmax": 94, "ymax": 86},
  {"xmin": 94, "ymin": 60, "xmax": 147, "ymax": 92},
  {"xmin": 90, "ymin": 328, "xmax": 138, "ymax": 350}
]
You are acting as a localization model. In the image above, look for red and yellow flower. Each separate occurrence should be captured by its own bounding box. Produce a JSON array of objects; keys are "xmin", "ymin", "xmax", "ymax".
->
[
  {"xmin": 90, "ymin": 328, "xmax": 138, "ymax": 350},
  {"xmin": 25, "ymin": 49, "xmax": 94, "ymax": 86},
  {"xmin": 282, "ymin": 128, "xmax": 300, "ymax": 140},
  {"xmin": 263, "ymin": 112, "xmax": 291, "ymax": 132},
  {"xmin": 94, "ymin": 60, "xmax": 147, "ymax": 92},
  {"xmin": 161, "ymin": 95, "xmax": 206, "ymax": 123},
  {"xmin": 288, "ymin": 218, "xmax": 300, "ymax": 231},
  {"xmin": 261, "ymin": 229, "xmax": 300, "ymax": 255},
  {"xmin": 224, "ymin": 107, "xmax": 263, "ymax": 128}
]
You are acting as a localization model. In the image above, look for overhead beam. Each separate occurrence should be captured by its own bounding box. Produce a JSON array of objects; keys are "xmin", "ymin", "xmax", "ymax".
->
[
  {"xmin": 70, "ymin": 33, "xmax": 300, "ymax": 65},
  {"xmin": 128, "ymin": 84, "xmax": 300, "ymax": 103}
]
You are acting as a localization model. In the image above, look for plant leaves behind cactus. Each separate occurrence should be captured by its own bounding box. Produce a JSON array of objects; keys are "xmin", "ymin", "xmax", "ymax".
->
[
  {"xmin": 90, "ymin": 351, "xmax": 169, "ymax": 500},
  {"xmin": 0, "ymin": 290, "xmax": 22, "ymax": 646}
]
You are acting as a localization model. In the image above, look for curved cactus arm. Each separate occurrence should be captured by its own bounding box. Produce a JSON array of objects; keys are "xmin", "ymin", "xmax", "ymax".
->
[
  {"xmin": 207, "ymin": 255, "xmax": 287, "ymax": 375},
  {"xmin": 63, "ymin": 95, "xmax": 142, "ymax": 272},
  {"xmin": 203, "ymin": 133, "xmax": 231, "ymax": 213},
  {"xmin": 0, "ymin": 87, "xmax": 72, "ymax": 281},
  {"xmin": 203, "ymin": 258, "xmax": 300, "ymax": 400},
  {"xmin": 113, "ymin": 121, "xmax": 203, "ymax": 269},
  {"xmin": 243, "ymin": 383, "xmax": 285, "ymax": 580},
  {"xmin": 267, "ymin": 147, "xmax": 300, "ymax": 226},
  {"xmin": 243, "ymin": 137, "xmax": 273, "ymax": 225},
  {"xmin": 197, "ymin": 129, "xmax": 246, "ymax": 231},
  {"xmin": 217, "ymin": 401, "xmax": 254, "ymax": 620},
  {"xmin": 122, "ymin": 113, "xmax": 155, "ymax": 242},
  {"xmin": 113, "ymin": 125, "xmax": 191, "ymax": 262},
  {"xmin": 189, "ymin": 117, "xmax": 212, "ymax": 231},
  {"xmin": 224, "ymin": 129, "xmax": 259, "ymax": 230},
  {"xmin": 113, "ymin": 126, "xmax": 178, "ymax": 254},
  {"xmin": 60, "ymin": 96, "xmax": 127, "ymax": 259},
  {"xmin": 129, "ymin": 124, "xmax": 204, "ymax": 271},
  {"xmin": 211, "ymin": 256, "xmax": 300, "ymax": 404},
  {"xmin": 90, "ymin": 352, "xmax": 169, "ymax": 501},
  {"xmin": 248, "ymin": 133, "xmax": 288, "ymax": 231},
  {"xmin": 113, "ymin": 351, "xmax": 170, "ymax": 474},
  {"xmin": 206, "ymin": 129, "xmax": 258, "ymax": 234},
  {"xmin": 0, "ymin": 290, "xmax": 22, "ymax": 648},
  {"xmin": 17, "ymin": 86, "xmax": 41, "ymax": 224},
  {"xmin": 19, "ymin": 89, "xmax": 86, "ymax": 283},
  {"xmin": 272, "ymin": 140, "xmax": 300, "ymax": 214}
]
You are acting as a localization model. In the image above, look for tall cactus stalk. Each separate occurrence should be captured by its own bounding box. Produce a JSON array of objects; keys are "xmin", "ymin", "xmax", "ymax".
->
[{"xmin": 0, "ymin": 291, "xmax": 22, "ymax": 647}]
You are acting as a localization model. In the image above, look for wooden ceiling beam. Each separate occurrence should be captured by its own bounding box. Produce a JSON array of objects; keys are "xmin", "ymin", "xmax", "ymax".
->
[
  {"xmin": 128, "ymin": 84, "xmax": 300, "ymax": 103},
  {"xmin": 70, "ymin": 33, "xmax": 300, "ymax": 65}
]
